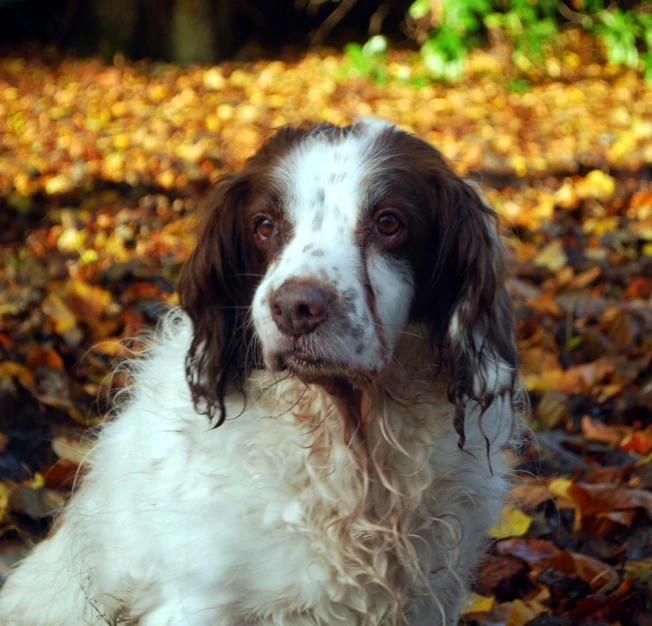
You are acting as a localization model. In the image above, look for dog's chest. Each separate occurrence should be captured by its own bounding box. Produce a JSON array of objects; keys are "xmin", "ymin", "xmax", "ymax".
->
[{"xmin": 173, "ymin": 398, "xmax": 448, "ymax": 619}]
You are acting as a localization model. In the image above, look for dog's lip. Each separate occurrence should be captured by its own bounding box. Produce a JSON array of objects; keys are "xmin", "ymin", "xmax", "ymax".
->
[
  {"xmin": 282, "ymin": 350, "xmax": 327, "ymax": 368},
  {"xmin": 277, "ymin": 347, "xmax": 342, "ymax": 375},
  {"xmin": 287, "ymin": 351, "xmax": 320, "ymax": 362}
]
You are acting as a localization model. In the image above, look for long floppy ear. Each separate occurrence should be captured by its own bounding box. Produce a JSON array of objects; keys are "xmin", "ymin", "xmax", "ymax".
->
[
  {"xmin": 424, "ymin": 177, "xmax": 518, "ymax": 451},
  {"xmin": 178, "ymin": 174, "xmax": 261, "ymax": 426}
]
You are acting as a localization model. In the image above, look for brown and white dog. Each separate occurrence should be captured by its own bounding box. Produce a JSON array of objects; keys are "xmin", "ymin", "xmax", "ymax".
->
[{"xmin": 0, "ymin": 118, "xmax": 521, "ymax": 626}]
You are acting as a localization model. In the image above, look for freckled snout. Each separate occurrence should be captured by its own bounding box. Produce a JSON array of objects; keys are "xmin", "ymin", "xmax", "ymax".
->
[{"xmin": 271, "ymin": 281, "xmax": 329, "ymax": 337}]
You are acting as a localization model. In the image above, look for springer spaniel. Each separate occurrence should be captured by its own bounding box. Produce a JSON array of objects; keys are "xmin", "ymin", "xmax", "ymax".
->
[{"xmin": 0, "ymin": 119, "xmax": 521, "ymax": 626}]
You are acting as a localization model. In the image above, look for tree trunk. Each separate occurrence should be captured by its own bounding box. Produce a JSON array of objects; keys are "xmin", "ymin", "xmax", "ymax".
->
[
  {"xmin": 91, "ymin": 0, "xmax": 140, "ymax": 60},
  {"xmin": 170, "ymin": 0, "xmax": 232, "ymax": 64}
]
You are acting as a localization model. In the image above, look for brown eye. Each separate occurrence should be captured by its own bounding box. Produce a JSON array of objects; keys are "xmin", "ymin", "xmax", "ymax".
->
[
  {"xmin": 375, "ymin": 213, "xmax": 402, "ymax": 236},
  {"xmin": 255, "ymin": 217, "xmax": 277, "ymax": 240}
]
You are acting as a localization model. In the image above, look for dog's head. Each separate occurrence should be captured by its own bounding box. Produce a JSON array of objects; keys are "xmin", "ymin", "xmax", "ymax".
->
[{"xmin": 179, "ymin": 119, "xmax": 517, "ymax": 438}]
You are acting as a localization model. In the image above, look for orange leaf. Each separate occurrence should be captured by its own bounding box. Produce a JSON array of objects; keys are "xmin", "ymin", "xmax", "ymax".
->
[
  {"xmin": 25, "ymin": 347, "xmax": 64, "ymax": 370},
  {"xmin": 620, "ymin": 427, "xmax": 652, "ymax": 456}
]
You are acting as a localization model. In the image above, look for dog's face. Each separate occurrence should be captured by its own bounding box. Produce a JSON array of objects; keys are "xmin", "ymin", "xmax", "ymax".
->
[
  {"xmin": 179, "ymin": 119, "xmax": 517, "ymax": 430},
  {"xmin": 250, "ymin": 120, "xmax": 416, "ymax": 383}
]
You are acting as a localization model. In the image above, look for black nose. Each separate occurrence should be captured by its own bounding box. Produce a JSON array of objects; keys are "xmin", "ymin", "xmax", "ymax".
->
[{"xmin": 271, "ymin": 282, "xmax": 329, "ymax": 336}]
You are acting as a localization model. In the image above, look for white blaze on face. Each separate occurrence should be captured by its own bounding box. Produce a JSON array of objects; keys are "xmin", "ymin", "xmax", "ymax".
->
[{"xmin": 251, "ymin": 120, "xmax": 416, "ymax": 375}]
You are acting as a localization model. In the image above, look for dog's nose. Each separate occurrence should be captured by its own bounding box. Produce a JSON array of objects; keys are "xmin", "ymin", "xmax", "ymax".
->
[{"xmin": 271, "ymin": 282, "xmax": 329, "ymax": 336}]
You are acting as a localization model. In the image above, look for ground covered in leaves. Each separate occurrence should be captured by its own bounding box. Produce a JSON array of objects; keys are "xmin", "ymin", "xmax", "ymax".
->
[{"xmin": 0, "ymin": 35, "xmax": 651, "ymax": 626}]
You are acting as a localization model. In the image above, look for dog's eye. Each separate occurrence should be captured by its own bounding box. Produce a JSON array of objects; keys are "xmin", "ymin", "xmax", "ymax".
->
[
  {"xmin": 255, "ymin": 217, "xmax": 277, "ymax": 240},
  {"xmin": 375, "ymin": 213, "xmax": 402, "ymax": 236}
]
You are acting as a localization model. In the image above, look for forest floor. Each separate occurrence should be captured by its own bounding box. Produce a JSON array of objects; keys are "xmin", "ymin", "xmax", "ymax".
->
[{"xmin": 0, "ymin": 33, "xmax": 651, "ymax": 625}]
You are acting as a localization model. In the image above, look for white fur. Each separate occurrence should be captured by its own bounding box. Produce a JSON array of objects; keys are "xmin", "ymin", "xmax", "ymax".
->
[
  {"xmin": 0, "ymin": 120, "xmax": 519, "ymax": 626},
  {"xmin": 253, "ymin": 120, "xmax": 410, "ymax": 372},
  {"xmin": 0, "ymin": 313, "xmax": 514, "ymax": 626}
]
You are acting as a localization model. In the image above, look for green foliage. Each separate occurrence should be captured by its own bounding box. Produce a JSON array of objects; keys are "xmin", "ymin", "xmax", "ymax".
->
[
  {"xmin": 343, "ymin": 35, "xmax": 389, "ymax": 83},
  {"xmin": 594, "ymin": 9, "xmax": 641, "ymax": 69},
  {"xmin": 421, "ymin": 26, "xmax": 466, "ymax": 81},
  {"xmin": 402, "ymin": 0, "xmax": 652, "ymax": 83},
  {"xmin": 408, "ymin": 0, "xmax": 431, "ymax": 21},
  {"xmin": 508, "ymin": 77, "xmax": 531, "ymax": 93},
  {"xmin": 418, "ymin": 0, "xmax": 492, "ymax": 81},
  {"xmin": 486, "ymin": 0, "xmax": 559, "ymax": 61}
]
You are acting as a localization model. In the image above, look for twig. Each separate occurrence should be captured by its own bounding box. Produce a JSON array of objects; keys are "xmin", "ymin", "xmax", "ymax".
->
[
  {"xmin": 369, "ymin": 2, "xmax": 391, "ymax": 37},
  {"xmin": 557, "ymin": 1, "xmax": 616, "ymax": 24},
  {"xmin": 310, "ymin": 0, "xmax": 358, "ymax": 48}
]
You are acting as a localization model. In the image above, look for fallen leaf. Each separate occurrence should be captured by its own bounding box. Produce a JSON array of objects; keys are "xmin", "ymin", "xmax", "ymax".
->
[
  {"xmin": 620, "ymin": 427, "xmax": 652, "ymax": 456},
  {"xmin": 41, "ymin": 292, "xmax": 79, "ymax": 337},
  {"xmin": 506, "ymin": 598, "xmax": 546, "ymax": 626},
  {"xmin": 534, "ymin": 240, "xmax": 568, "ymax": 272},
  {"xmin": 488, "ymin": 506, "xmax": 533, "ymax": 539},
  {"xmin": 576, "ymin": 170, "xmax": 616, "ymax": 201},
  {"xmin": 45, "ymin": 174, "xmax": 74, "ymax": 195},
  {"xmin": 571, "ymin": 552, "xmax": 619, "ymax": 590},
  {"xmin": 495, "ymin": 538, "xmax": 561, "ymax": 563},
  {"xmin": 51, "ymin": 436, "xmax": 93, "ymax": 466},
  {"xmin": 0, "ymin": 361, "xmax": 36, "ymax": 390},
  {"xmin": 547, "ymin": 478, "xmax": 573, "ymax": 501},
  {"xmin": 25, "ymin": 347, "xmax": 64, "ymax": 370},
  {"xmin": 581, "ymin": 415, "xmax": 625, "ymax": 446},
  {"xmin": 461, "ymin": 592, "xmax": 494, "ymax": 615},
  {"xmin": 568, "ymin": 482, "xmax": 652, "ymax": 517}
]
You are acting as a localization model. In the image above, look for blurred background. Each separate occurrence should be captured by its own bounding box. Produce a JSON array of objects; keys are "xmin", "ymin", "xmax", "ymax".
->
[{"xmin": 0, "ymin": 2, "xmax": 651, "ymax": 624}]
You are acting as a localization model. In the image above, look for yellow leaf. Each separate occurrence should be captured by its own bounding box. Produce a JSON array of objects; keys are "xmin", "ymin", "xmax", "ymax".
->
[
  {"xmin": 507, "ymin": 599, "xmax": 545, "ymax": 626},
  {"xmin": 0, "ymin": 482, "xmax": 10, "ymax": 518},
  {"xmin": 28, "ymin": 473, "xmax": 45, "ymax": 490},
  {"xmin": 534, "ymin": 240, "xmax": 567, "ymax": 272},
  {"xmin": 45, "ymin": 175, "xmax": 74, "ymax": 195},
  {"xmin": 576, "ymin": 169, "xmax": 615, "ymax": 201},
  {"xmin": 488, "ymin": 506, "xmax": 532, "ymax": 539},
  {"xmin": 548, "ymin": 477, "xmax": 573, "ymax": 500},
  {"xmin": 625, "ymin": 560, "xmax": 652, "ymax": 577},
  {"xmin": 203, "ymin": 68, "xmax": 225, "ymax": 90},
  {"xmin": 205, "ymin": 115, "xmax": 221, "ymax": 132},
  {"xmin": 461, "ymin": 592, "xmax": 494, "ymax": 615},
  {"xmin": 0, "ymin": 361, "xmax": 36, "ymax": 389},
  {"xmin": 42, "ymin": 292, "xmax": 78, "ymax": 335},
  {"xmin": 57, "ymin": 227, "xmax": 86, "ymax": 252}
]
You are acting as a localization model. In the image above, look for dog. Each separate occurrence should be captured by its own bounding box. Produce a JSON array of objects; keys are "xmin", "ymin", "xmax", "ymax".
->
[{"xmin": 0, "ymin": 118, "xmax": 521, "ymax": 626}]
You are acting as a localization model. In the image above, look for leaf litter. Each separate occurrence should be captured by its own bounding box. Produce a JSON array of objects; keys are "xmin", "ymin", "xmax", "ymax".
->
[{"xmin": 0, "ymin": 43, "xmax": 651, "ymax": 624}]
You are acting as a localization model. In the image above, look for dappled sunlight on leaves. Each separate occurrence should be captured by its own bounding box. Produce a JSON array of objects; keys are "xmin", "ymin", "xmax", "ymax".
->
[{"xmin": 0, "ymin": 45, "xmax": 650, "ymax": 624}]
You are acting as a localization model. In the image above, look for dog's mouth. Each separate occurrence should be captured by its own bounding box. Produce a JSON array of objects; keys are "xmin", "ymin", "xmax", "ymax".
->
[{"xmin": 279, "ymin": 349, "xmax": 345, "ymax": 383}]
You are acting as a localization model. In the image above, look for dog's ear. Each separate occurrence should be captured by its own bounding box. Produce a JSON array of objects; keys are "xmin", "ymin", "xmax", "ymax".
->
[
  {"xmin": 418, "ymin": 176, "xmax": 518, "ymax": 450},
  {"xmin": 178, "ymin": 174, "xmax": 261, "ymax": 425}
]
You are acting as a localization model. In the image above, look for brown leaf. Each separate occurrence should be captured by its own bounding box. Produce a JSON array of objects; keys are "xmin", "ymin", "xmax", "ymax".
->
[
  {"xmin": 568, "ymin": 483, "xmax": 652, "ymax": 517},
  {"xmin": 25, "ymin": 347, "xmax": 64, "ymax": 371},
  {"xmin": 537, "ymin": 391, "xmax": 570, "ymax": 429},
  {"xmin": 581, "ymin": 415, "xmax": 626, "ymax": 446},
  {"xmin": 557, "ymin": 358, "xmax": 614, "ymax": 394},
  {"xmin": 570, "ymin": 552, "xmax": 619, "ymax": 590},
  {"xmin": 475, "ymin": 555, "xmax": 529, "ymax": 597},
  {"xmin": 495, "ymin": 538, "xmax": 561, "ymax": 563},
  {"xmin": 568, "ymin": 266, "xmax": 601, "ymax": 289}
]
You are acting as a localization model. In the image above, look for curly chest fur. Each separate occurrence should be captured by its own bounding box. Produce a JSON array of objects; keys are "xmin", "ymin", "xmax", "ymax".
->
[{"xmin": 143, "ymin": 376, "xmax": 511, "ymax": 625}]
